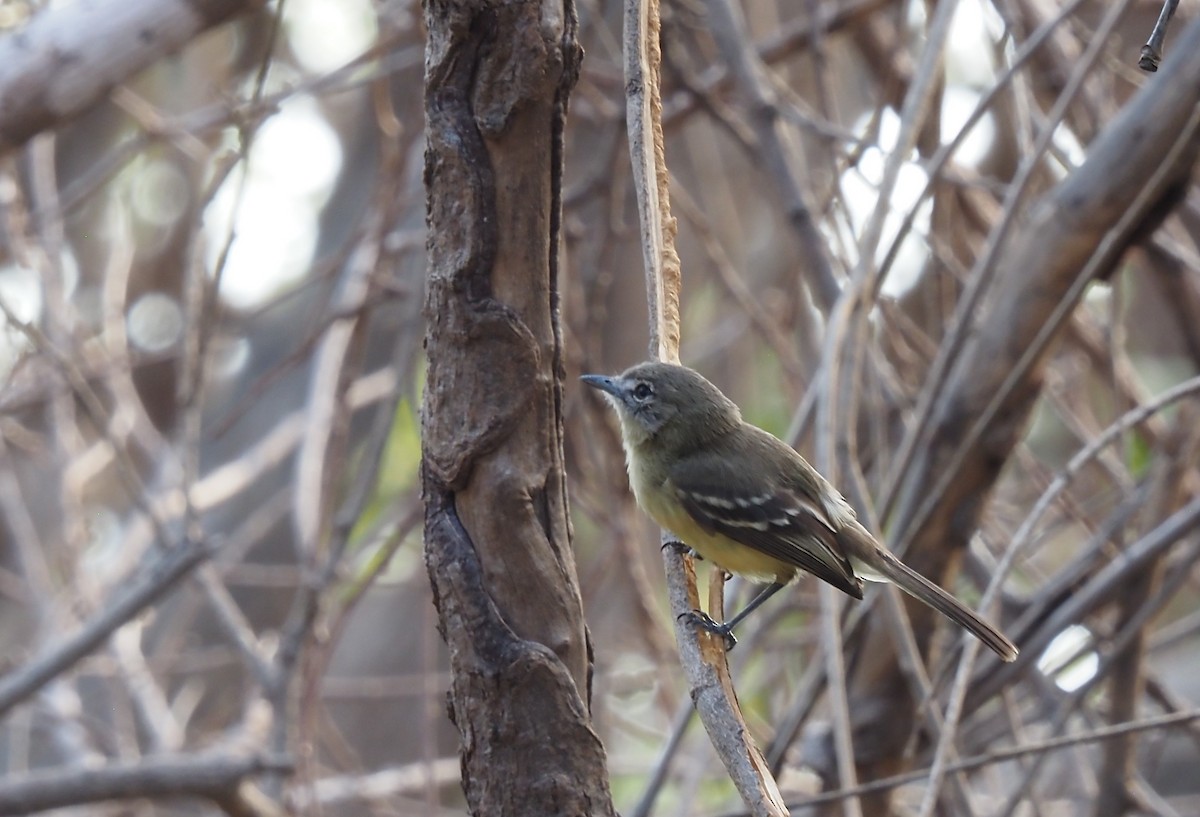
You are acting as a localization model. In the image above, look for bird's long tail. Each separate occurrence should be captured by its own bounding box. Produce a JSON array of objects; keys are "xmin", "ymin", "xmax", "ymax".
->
[{"xmin": 840, "ymin": 526, "xmax": 1019, "ymax": 662}]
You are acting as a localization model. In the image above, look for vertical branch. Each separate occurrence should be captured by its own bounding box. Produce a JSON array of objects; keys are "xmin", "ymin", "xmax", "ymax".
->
[
  {"xmin": 1094, "ymin": 423, "xmax": 1198, "ymax": 817},
  {"xmin": 623, "ymin": 0, "xmax": 681, "ymax": 364},
  {"xmin": 623, "ymin": 0, "xmax": 787, "ymax": 814}
]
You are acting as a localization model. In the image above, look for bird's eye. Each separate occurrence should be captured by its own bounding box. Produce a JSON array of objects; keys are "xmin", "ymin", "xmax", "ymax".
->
[{"xmin": 633, "ymin": 382, "xmax": 653, "ymax": 400}]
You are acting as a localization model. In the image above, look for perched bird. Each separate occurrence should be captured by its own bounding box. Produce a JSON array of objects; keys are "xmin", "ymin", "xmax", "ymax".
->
[{"xmin": 582, "ymin": 361, "xmax": 1018, "ymax": 662}]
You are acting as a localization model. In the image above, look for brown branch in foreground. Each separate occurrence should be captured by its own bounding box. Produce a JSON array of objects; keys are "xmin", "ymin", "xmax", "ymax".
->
[
  {"xmin": 0, "ymin": 0, "xmax": 266, "ymax": 155},
  {"xmin": 624, "ymin": 0, "xmax": 681, "ymax": 364}
]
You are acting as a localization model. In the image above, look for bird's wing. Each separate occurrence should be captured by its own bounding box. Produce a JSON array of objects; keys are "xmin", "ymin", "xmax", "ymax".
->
[{"xmin": 667, "ymin": 453, "xmax": 864, "ymax": 599}]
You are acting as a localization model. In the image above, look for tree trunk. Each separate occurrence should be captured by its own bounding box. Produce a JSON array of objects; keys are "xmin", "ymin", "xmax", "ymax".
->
[{"xmin": 421, "ymin": 0, "xmax": 616, "ymax": 814}]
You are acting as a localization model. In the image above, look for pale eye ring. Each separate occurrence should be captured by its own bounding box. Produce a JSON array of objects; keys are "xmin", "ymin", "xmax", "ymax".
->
[{"xmin": 633, "ymin": 383, "xmax": 653, "ymax": 400}]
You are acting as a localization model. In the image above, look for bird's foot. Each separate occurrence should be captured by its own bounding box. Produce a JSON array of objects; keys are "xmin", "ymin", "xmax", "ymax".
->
[
  {"xmin": 678, "ymin": 610, "xmax": 737, "ymax": 650},
  {"xmin": 661, "ymin": 539, "xmax": 703, "ymax": 561}
]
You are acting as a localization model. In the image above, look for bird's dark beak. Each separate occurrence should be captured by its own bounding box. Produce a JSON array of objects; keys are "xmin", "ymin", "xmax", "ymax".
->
[{"xmin": 580, "ymin": 374, "xmax": 623, "ymax": 400}]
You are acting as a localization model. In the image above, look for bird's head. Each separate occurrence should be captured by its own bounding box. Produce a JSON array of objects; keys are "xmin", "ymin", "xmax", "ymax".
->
[{"xmin": 581, "ymin": 361, "xmax": 740, "ymax": 453}]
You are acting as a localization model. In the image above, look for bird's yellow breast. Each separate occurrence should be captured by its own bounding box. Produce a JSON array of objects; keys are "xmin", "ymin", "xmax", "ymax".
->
[{"xmin": 625, "ymin": 443, "xmax": 795, "ymax": 583}]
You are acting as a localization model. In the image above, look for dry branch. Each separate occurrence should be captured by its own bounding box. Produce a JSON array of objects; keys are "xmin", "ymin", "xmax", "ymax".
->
[
  {"xmin": 0, "ymin": 537, "xmax": 216, "ymax": 718},
  {"xmin": 760, "ymin": 709, "xmax": 1200, "ymax": 815},
  {"xmin": 840, "ymin": 19, "xmax": 1200, "ymax": 792},
  {"xmin": 700, "ymin": 0, "xmax": 840, "ymax": 310},
  {"xmin": 623, "ymin": 0, "xmax": 787, "ymax": 813},
  {"xmin": 0, "ymin": 0, "xmax": 266, "ymax": 155},
  {"xmin": 0, "ymin": 754, "xmax": 287, "ymax": 816}
]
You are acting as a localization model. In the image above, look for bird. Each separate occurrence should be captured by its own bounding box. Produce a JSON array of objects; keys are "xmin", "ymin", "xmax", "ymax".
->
[{"xmin": 582, "ymin": 360, "xmax": 1018, "ymax": 662}]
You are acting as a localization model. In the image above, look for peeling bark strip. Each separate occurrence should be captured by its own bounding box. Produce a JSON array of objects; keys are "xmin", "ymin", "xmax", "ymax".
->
[
  {"xmin": 0, "ymin": 0, "xmax": 265, "ymax": 155},
  {"xmin": 421, "ymin": 1, "xmax": 615, "ymax": 814}
]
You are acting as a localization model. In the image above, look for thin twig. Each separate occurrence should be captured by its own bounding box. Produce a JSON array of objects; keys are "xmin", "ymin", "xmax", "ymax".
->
[
  {"xmin": 624, "ymin": 0, "xmax": 787, "ymax": 811},
  {"xmin": 1139, "ymin": 0, "xmax": 1180, "ymax": 72},
  {"xmin": 745, "ymin": 709, "xmax": 1200, "ymax": 815},
  {"xmin": 701, "ymin": 0, "xmax": 840, "ymax": 309},
  {"xmin": 894, "ymin": 41, "xmax": 1200, "ymax": 562},
  {"xmin": 0, "ymin": 537, "xmax": 217, "ymax": 718}
]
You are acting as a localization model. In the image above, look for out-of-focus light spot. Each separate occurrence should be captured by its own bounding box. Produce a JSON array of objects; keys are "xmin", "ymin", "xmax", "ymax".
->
[
  {"xmin": 941, "ymin": 86, "xmax": 996, "ymax": 170},
  {"xmin": 127, "ymin": 292, "xmax": 183, "ymax": 352},
  {"xmin": 206, "ymin": 179, "xmax": 318, "ymax": 309},
  {"xmin": 211, "ymin": 336, "xmax": 251, "ymax": 382},
  {"xmin": 1085, "ymin": 280, "xmax": 1112, "ymax": 305},
  {"xmin": 131, "ymin": 159, "xmax": 190, "ymax": 227},
  {"xmin": 910, "ymin": 0, "xmax": 1003, "ymax": 169},
  {"xmin": 947, "ymin": 0, "xmax": 1000, "ymax": 88},
  {"xmin": 0, "ymin": 265, "xmax": 41, "ymax": 380},
  {"xmin": 253, "ymin": 96, "xmax": 343, "ymax": 199},
  {"xmin": 81, "ymin": 507, "xmax": 124, "ymax": 581},
  {"xmin": 0, "ymin": 3, "xmax": 32, "ymax": 30},
  {"xmin": 906, "ymin": 0, "xmax": 926, "ymax": 31},
  {"xmin": 61, "ymin": 250, "xmax": 81, "ymax": 301},
  {"xmin": 204, "ymin": 96, "xmax": 342, "ymax": 310},
  {"xmin": 0, "ymin": 265, "xmax": 42, "ymax": 325},
  {"xmin": 1052, "ymin": 123, "xmax": 1086, "ymax": 173},
  {"xmin": 1038, "ymin": 624, "xmax": 1099, "ymax": 692},
  {"xmin": 873, "ymin": 107, "xmax": 902, "ymax": 159},
  {"xmin": 286, "ymin": 0, "xmax": 378, "ymax": 75},
  {"xmin": 835, "ymin": 108, "xmax": 932, "ymax": 299}
]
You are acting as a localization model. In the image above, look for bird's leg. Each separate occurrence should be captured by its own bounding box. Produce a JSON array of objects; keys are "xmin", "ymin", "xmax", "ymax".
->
[
  {"xmin": 661, "ymin": 539, "xmax": 703, "ymax": 561},
  {"xmin": 679, "ymin": 581, "xmax": 787, "ymax": 650}
]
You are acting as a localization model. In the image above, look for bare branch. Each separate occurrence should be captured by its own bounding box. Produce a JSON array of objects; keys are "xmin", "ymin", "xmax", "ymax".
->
[
  {"xmin": 759, "ymin": 710, "xmax": 1200, "ymax": 815},
  {"xmin": 0, "ymin": 0, "xmax": 266, "ymax": 155},
  {"xmin": 624, "ymin": 0, "xmax": 681, "ymax": 364},
  {"xmin": 0, "ymin": 538, "xmax": 216, "ymax": 718},
  {"xmin": 1139, "ymin": 0, "xmax": 1180, "ymax": 72},
  {"xmin": 0, "ymin": 753, "xmax": 287, "ymax": 815},
  {"xmin": 701, "ymin": 0, "xmax": 840, "ymax": 310},
  {"xmin": 624, "ymin": 0, "xmax": 787, "ymax": 812}
]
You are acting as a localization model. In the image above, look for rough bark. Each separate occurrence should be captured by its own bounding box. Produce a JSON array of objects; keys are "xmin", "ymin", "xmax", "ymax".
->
[{"xmin": 421, "ymin": 1, "xmax": 615, "ymax": 814}]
